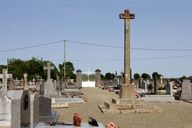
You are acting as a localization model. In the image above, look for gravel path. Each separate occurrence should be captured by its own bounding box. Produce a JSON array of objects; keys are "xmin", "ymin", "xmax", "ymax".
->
[{"xmin": 55, "ymin": 88, "xmax": 192, "ymax": 128}]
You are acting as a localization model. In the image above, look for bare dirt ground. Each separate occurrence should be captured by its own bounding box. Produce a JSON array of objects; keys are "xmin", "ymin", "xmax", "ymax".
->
[{"xmin": 55, "ymin": 88, "xmax": 192, "ymax": 128}]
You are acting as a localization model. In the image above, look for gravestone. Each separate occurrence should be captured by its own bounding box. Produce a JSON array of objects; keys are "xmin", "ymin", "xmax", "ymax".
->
[
  {"xmin": 153, "ymin": 75, "xmax": 158, "ymax": 94},
  {"xmin": 39, "ymin": 78, "xmax": 44, "ymax": 95},
  {"xmin": 181, "ymin": 79, "xmax": 192, "ymax": 101},
  {"xmin": 22, "ymin": 73, "xmax": 40, "ymax": 128},
  {"xmin": 39, "ymin": 96, "xmax": 59, "ymax": 122},
  {"xmin": 95, "ymin": 69, "xmax": 101, "ymax": 87},
  {"xmin": 165, "ymin": 80, "xmax": 171, "ymax": 95},
  {"xmin": 43, "ymin": 62, "xmax": 55, "ymax": 98},
  {"xmin": 24, "ymin": 73, "xmax": 28, "ymax": 90},
  {"xmin": 0, "ymin": 69, "xmax": 12, "ymax": 122},
  {"xmin": 30, "ymin": 93, "xmax": 39, "ymax": 128},
  {"xmin": 136, "ymin": 79, "xmax": 140, "ymax": 89},
  {"xmin": 169, "ymin": 82, "xmax": 173, "ymax": 96},
  {"xmin": 165, "ymin": 80, "xmax": 174, "ymax": 96},
  {"xmin": 140, "ymin": 79, "xmax": 147, "ymax": 91},
  {"xmin": 8, "ymin": 90, "xmax": 30, "ymax": 128}
]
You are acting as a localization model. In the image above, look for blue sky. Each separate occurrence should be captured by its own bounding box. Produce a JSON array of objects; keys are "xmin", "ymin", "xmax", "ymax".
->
[{"xmin": 0, "ymin": 0, "xmax": 192, "ymax": 78}]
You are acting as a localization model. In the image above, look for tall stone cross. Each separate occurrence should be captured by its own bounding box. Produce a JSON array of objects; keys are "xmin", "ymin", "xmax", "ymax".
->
[
  {"xmin": 0, "ymin": 69, "xmax": 12, "ymax": 96},
  {"xmin": 43, "ymin": 62, "xmax": 54, "ymax": 80},
  {"xmin": 119, "ymin": 9, "xmax": 135, "ymax": 99}
]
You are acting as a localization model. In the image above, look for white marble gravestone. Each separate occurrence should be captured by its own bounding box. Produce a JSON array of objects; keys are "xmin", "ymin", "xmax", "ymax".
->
[
  {"xmin": 43, "ymin": 62, "xmax": 55, "ymax": 98},
  {"xmin": 0, "ymin": 69, "xmax": 12, "ymax": 122}
]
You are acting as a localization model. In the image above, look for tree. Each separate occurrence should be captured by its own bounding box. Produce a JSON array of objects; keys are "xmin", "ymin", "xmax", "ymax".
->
[
  {"xmin": 101, "ymin": 74, "xmax": 105, "ymax": 80},
  {"xmin": 133, "ymin": 73, "xmax": 140, "ymax": 80},
  {"xmin": 59, "ymin": 61, "xmax": 75, "ymax": 79},
  {"xmin": 141, "ymin": 73, "xmax": 151, "ymax": 80},
  {"xmin": 8, "ymin": 59, "xmax": 28, "ymax": 79},
  {"xmin": 152, "ymin": 72, "xmax": 161, "ymax": 79},
  {"xmin": 7, "ymin": 58, "xmax": 58, "ymax": 80},
  {"xmin": 104, "ymin": 72, "xmax": 115, "ymax": 80},
  {"xmin": 180, "ymin": 75, "xmax": 188, "ymax": 80},
  {"xmin": 0, "ymin": 65, "xmax": 7, "ymax": 73}
]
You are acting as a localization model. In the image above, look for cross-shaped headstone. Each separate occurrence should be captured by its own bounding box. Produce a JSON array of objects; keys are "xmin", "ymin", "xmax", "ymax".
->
[
  {"xmin": 0, "ymin": 69, "xmax": 12, "ymax": 96},
  {"xmin": 43, "ymin": 62, "xmax": 54, "ymax": 80},
  {"xmin": 24, "ymin": 73, "xmax": 28, "ymax": 90}
]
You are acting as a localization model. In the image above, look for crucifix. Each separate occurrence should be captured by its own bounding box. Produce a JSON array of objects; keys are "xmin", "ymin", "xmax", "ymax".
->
[
  {"xmin": 43, "ymin": 62, "xmax": 54, "ymax": 80},
  {"xmin": 119, "ymin": 9, "xmax": 135, "ymax": 99},
  {"xmin": 0, "ymin": 69, "xmax": 12, "ymax": 96}
]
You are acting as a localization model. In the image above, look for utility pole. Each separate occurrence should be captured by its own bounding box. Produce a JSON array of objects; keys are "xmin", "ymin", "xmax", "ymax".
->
[
  {"xmin": 7, "ymin": 58, "xmax": 9, "ymax": 72},
  {"xmin": 119, "ymin": 9, "xmax": 135, "ymax": 99},
  {"xmin": 63, "ymin": 40, "xmax": 66, "ymax": 89}
]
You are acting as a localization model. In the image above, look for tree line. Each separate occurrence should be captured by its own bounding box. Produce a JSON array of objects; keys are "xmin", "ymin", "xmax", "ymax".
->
[
  {"xmin": 0, "ymin": 57, "xmax": 75, "ymax": 80},
  {"xmin": 3, "ymin": 57, "xmax": 186, "ymax": 81},
  {"xmin": 0, "ymin": 57, "xmax": 117, "ymax": 81}
]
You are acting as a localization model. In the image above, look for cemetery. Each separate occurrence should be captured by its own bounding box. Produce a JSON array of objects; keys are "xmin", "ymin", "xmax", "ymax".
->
[
  {"xmin": 0, "ymin": 4, "xmax": 192, "ymax": 128},
  {"xmin": 0, "ymin": 63, "xmax": 109, "ymax": 127}
]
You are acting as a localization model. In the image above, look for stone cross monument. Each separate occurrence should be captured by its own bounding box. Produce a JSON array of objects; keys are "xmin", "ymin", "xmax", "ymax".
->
[
  {"xmin": 0, "ymin": 69, "xmax": 12, "ymax": 96},
  {"xmin": 119, "ymin": 9, "xmax": 135, "ymax": 99},
  {"xmin": 0, "ymin": 69, "xmax": 12, "ymax": 121},
  {"xmin": 43, "ymin": 62, "xmax": 55, "ymax": 98},
  {"xmin": 43, "ymin": 62, "xmax": 54, "ymax": 80}
]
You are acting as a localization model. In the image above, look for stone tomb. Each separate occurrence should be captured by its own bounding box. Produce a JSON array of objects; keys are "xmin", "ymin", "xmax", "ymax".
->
[
  {"xmin": 181, "ymin": 79, "xmax": 192, "ymax": 101},
  {"xmin": 62, "ymin": 89, "xmax": 82, "ymax": 98},
  {"xmin": 7, "ymin": 90, "xmax": 30, "ymax": 128},
  {"xmin": 141, "ymin": 81, "xmax": 176, "ymax": 103}
]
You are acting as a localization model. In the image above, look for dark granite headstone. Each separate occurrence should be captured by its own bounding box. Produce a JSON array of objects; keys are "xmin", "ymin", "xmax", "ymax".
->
[
  {"xmin": 39, "ymin": 96, "xmax": 51, "ymax": 117},
  {"xmin": 39, "ymin": 96, "xmax": 59, "ymax": 122},
  {"xmin": 165, "ymin": 80, "xmax": 171, "ymax": 95}
]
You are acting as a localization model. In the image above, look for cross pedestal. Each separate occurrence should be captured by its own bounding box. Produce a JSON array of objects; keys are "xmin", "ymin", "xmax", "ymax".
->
[{"xmin": 120, "ymin": 84, "xmax": 135, "ymax": 99}]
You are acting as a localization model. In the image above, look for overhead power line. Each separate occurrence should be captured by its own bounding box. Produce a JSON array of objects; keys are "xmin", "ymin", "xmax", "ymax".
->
[
  {"xmin": 0, "ymin": 40, "xmax": 63, "ymax": 53},
  {"xmin": 1, "ymin": 39, "xmax": 192, "ymax": 61},
  {"xmin": 1, "ymin": 39, "xmax": 192, "ymax": 53},
  {"xmin": 66, "ymin": 40, "xmax": 192, "ymax": 51},
  {"xmin": 66, "ymin": 40, "xmax": 123, "ymax": 48}
]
